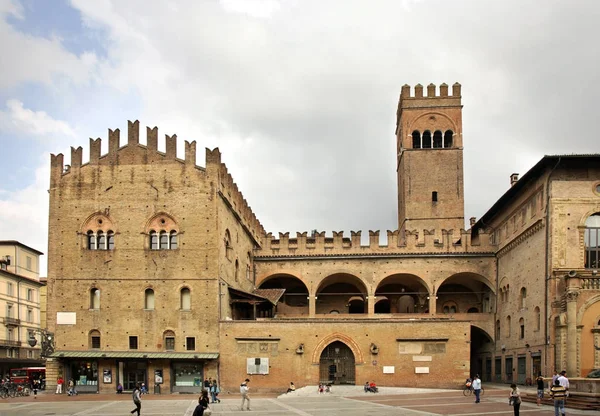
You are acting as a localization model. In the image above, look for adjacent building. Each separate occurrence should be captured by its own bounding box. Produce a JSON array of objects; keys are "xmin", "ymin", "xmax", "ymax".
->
[
  {"xmin": 45, "ymin": 83, "xmax": 600, "ymax": 393},
  {"xmin": 0, "ymin": 241, "xmax": 45, "ymax": 376}
]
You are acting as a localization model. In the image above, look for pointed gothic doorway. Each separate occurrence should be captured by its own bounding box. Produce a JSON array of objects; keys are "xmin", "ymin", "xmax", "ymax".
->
[{"xmin": 319, "ymin": 341, "xmax": 356, "ymax": 385}]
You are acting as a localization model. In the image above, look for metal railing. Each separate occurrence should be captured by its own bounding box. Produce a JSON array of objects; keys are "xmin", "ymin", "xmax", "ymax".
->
[
  {"xmin": 0, "ymin": 339, "xmax": 21, "ymax": 347},
  {"xmin": 3, "ymin": 317, "xmax": 20, "ymax": 326}
]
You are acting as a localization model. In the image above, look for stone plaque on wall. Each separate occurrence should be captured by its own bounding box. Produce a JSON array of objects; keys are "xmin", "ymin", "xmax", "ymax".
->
[
  {"xmin": 398, "ymin": 342, "xmax": 423, "ymax": 354},
  {"xmin": 423, "ymin": 343, "xmax": 446, "ymax": 354}
]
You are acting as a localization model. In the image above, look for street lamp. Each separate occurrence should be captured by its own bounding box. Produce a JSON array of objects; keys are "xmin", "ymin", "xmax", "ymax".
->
[{"xmin": 27, "ymin": 330, "xmax": 55, "ymax": 357}]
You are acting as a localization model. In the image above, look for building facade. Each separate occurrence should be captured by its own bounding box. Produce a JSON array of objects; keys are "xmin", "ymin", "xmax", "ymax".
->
[
  {"xmin": 0, "ymin": 241, "xmax": 45, "ymax": 377},
  {"xmin": 45, "ymin": 83, "xmax": 600, "ymax": 393}
]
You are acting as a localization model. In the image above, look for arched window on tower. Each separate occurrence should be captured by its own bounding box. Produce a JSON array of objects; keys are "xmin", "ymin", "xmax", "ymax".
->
[
  {"xmin": 534, "ymin": 306, "xmax": 541, "ymax": 331},
  {"xmin": 180, "ymin": 288, "xmax": 191, "ymax": 310},
  {"xmin": 519, "ymin": 318, "xmax": 525, "ymax": 339},
  {"xmin": 433, "ymin": 130, "xmax": 443, "ymax": 148},
  {"xmin": 145, "ymin": 288, "xmax": 155, "ymax": 310},
  {"xmin": 412, "ymin": 130, "xmax": 421, "ymax": 149},
  {"xmin": 150, "ymin": 231, "xmax": 158, "ymax": 250},
  {"xmin": 444, "ymin": 130, "xmax": 453, "ymax": 148},
  {"xmin": 87, "ymin": 231, "xmax": 96, "ymax": 250},
  {"xmin": 170, "ymin": 231, "xmax": 178, "ymax": 249},
  {"xmin": 97, "ymin": 231, "xmax": 106, "ymax": 250},
  {"xmin": 160, "ymin": 231, "xmax": 169, "ymax": 250},
  {"xmin": 90, "ymin": 288, "xmax": 100, "ymax": 309},
  {"xmin": 520, "ymin": 287, "xmax": 527, "ymax": 309},
  {"xmin": 496, "ymin": 320, "xmax": 501, "ymax": 339},
  {"xmin": 585, "ymin": 212, "xmax": 600, "ymax": 268},
  {"xmin": 235, "ymin": 259, "xmax": 239, "ymax": 281},
  {"xmin": 422, "ymin": 130, "xmax": 432, "ymax": 148},
  {"xmin": 107, "ymin": 231, "xmax": 115, "ymax": 250},
  {"xmin": 506, "ymin": 315, "xmax": 511, "ymax": 338}
]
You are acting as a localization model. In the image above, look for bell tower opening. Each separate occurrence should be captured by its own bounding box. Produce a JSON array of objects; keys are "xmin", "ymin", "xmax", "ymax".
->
[{"xmin": 395, "ymin": 82, "xmax": 465, "ymax": 237}]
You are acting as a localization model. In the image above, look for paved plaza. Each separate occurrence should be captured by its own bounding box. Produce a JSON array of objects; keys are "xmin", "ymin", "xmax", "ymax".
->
[{"xmin": 0, "ymin": 387, "xmax": 594, "ymax": 416}]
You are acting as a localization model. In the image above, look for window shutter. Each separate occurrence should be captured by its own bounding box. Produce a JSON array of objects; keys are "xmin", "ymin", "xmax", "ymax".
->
[{"xmin": 259, "ymin": 358, "xmax": 269, "ymax": 374}]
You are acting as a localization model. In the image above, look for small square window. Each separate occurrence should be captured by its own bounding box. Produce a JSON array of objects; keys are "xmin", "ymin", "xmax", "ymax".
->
[
  {"xmin": 432, "ymin": 191, "xmax": 438, "ymax": 202},
  {"xmin": 129, "ymin": 336, "xmax": 138, "ymax": 350},
  {"xmin": 165, "ymin": 337, "xmax": 175, "ymax": 351},
  {"xmin": 186, "ymin": 337, "xmax": 195, "ymax": 351},
  {"xmin": 92, "ymin": 336, "xmax": 101, "ymax": 349}
]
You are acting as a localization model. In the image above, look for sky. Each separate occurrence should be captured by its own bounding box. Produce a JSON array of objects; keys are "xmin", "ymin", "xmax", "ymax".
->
[{"xmin": 1, "ymin": 0, "xmax": 600, "ymax": 276}]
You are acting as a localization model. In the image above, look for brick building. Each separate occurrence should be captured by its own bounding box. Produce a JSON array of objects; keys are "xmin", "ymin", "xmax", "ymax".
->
[{"xmin": 45, "ymin": 83, "xmax": 600, "ymax": 393}]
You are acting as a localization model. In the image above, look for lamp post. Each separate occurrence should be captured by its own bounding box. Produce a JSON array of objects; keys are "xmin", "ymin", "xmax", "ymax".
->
[{"xmin": 27, "ymin": 330, "xmax": 55, "ymax": 358}]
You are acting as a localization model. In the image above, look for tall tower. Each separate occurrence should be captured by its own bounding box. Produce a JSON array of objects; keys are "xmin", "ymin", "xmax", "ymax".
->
[{"xmin": 396, "ymin": 82, "xmax": 465, "ymax": 237}]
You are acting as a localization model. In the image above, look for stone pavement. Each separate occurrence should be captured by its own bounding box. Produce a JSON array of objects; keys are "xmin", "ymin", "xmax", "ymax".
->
[{"xmin": 0, "ymin": 386, "xmax": 594, "ymax": 415}]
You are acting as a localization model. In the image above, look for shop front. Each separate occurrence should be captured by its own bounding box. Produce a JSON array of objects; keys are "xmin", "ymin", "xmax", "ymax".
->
[
  {"xmin": 68, "ymin": 360, "xmax": 99, "ymax": 393},
  {"xmin": 48, "ymin": 351, "xmax": 219, "ymax": 394}
]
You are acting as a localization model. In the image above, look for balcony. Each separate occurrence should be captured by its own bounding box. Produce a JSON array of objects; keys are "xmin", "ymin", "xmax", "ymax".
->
[
  {"xmin": 3, "ymin": 317, "xmax": 20, "ymax": 326},
  {"xmin": 0, "ymin": 339, "xmax": 21, "ymax": 347}
]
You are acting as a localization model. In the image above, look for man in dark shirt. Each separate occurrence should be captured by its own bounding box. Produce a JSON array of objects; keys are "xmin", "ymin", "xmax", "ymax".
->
[{"xmin": 536, "ymin": 373, "xmax": 545, "ymax": 406}]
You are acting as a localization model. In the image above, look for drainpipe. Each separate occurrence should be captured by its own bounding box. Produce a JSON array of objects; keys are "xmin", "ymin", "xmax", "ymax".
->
[{"xmin": 544, "ymin": 157, "xmax": 561, "ymax": 376}]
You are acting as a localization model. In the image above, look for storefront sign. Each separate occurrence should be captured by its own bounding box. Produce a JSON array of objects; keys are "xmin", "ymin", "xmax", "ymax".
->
[{"xmin": 103, "ymin": 369, "xmax": 112, "ymax": 384}]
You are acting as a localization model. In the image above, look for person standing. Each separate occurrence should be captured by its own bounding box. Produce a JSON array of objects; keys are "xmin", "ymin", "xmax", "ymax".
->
[
  {"xmin": 550, "ymin": 378, "xmax": 567, "ymax": 416},
  {"xmin": 56, "ymin": 376, "xmax": 63, "ymax": 394},
  {"xmin": 130, "ymin": 383, "xmax": 142, "ymax": 416},
  {"xmin": 557, "ymin": 371, "xmax": 569, "ymax": 392},
  {"xmin": 240, "ymin": 378, "xmax": 250, "ymax": 411},
  {"xmin": 472, "ymin": 374, "xmax": 482, "ymax": 404},
  {"xmin": 552, "ymin": 370, "xmax": 559, "ymax": 387},
  {"xmin": 536, "ymin": 372, "xmax": 545, "ymax": 406},
  {"xmin": 509, "ymin": 383, "xmax": 521, "ymax": 416},
  {"xmin": 210, "ymin": 379, "xmax": 221, "ymax": 403}
]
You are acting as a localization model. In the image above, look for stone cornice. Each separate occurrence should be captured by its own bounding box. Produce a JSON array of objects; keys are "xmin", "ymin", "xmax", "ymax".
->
[{"xmin": 497, "ymin": 219, "xmax": 544, "ymax": 258}]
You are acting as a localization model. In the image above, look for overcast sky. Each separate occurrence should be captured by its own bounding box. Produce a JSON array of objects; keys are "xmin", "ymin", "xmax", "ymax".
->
[{"xmin": 1, "ymin": 0, "xmax": 600, "ymax": 275}]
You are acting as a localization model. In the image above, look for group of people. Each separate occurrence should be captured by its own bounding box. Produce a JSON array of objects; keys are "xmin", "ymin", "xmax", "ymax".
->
[
  {"xmin": 317, "ymin": 383, "xmax": 331, "ymax": 394},
  {"xmin": 203, "ymin": 377, "xmax": 222, "ymax": 404},
  {"xmin": 55, "ymin": 376, "xmax": 78, "ymax": 396},
  {"xmin": 363, "ymin": 381, "xmax": 378, "ymax": 393},
  {"xmin": 465, "ymin": 370, "xmax": 569, "ymax": 416}
]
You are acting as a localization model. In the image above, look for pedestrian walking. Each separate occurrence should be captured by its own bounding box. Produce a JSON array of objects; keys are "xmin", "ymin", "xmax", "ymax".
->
[
  {"xmin": 240, "ymin": 378, "xmax": 251, "ymax": 411},
  {"xmin": 472, "ymin": 374, "xmax": 482, "ymax": 403},
  {"xmin": 193, "ymin": 389, "xmax": 210, "ymax": 416},
  {"xmin": 130, "ymin": 383, "xmax": 142, "ymax": 416},
  {"xmin": 509, "ymin": 383, "xmax": 521, "ymax": 416},
  {"xmin": 550, "ymin": 378, "xmax": 567, "ymax": 416},
  {"xmin": 210, "ymin": 379, "xmax": 221, "ymax": 403}
]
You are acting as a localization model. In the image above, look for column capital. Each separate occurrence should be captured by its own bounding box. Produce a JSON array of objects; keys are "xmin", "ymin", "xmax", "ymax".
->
[{"xmin": 566, "ymin": 290, "xmax": 579, "ymax": 302}]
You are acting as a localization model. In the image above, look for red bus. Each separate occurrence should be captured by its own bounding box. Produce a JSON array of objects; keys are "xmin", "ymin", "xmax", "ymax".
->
[{"xmin": 9, "ymin": 367, "xmax": 45, "ymax": 387}]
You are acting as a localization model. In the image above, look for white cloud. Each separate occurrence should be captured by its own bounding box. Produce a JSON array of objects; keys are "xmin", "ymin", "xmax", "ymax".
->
[
  {"xmin": 0, "ymin": 99, "xmax": 76, "ymax": 137},
  {"xmin": 0, "ymin": 157, "xmax": 49, "ymax": 274},
  {"xmin": 0, "ymin": 0, "xmax": 98, "ymax": 89}
]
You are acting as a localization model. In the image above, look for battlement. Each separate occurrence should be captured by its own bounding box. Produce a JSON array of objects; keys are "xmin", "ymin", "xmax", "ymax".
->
[
  {"xmin": 50, "ymin": 120, "xmax": 265, "ymax": 243},
  {"xmin": 255, "ymin": 228, "xmax": 496, "ymax": 257}
]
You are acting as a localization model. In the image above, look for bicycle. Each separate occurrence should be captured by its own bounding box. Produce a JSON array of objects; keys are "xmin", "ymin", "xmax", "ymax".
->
[{"xmin": 463, "ymin": 385, "xmax": 485, "ymax": 396}]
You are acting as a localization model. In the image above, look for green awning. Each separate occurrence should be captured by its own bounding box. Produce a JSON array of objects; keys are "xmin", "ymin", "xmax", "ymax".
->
[{"xmin": 48, "ymin": 351, "xmax": 219, "ymax": 360}]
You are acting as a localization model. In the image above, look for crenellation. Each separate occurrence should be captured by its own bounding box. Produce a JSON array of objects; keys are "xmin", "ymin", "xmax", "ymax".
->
[
  {"xmin": 108, "ymin": 128, "xmax": 120, "ymax": 158},
  {"xmin": 427, "ymin": 83, "xmax": 436, "ymax": 97},
  {"xmin": 147, "ymin": 127, "xmax": 158, "ymax": 151},
  {"xmin": 452, "ymin": 82, "xmax": 461, "ymax": 97},
  {"xmin": 128, "ymin": 120, "xmax": 140, "ymax": 146},
  {"xmin": 165, "ymin": 134, "xmax": 177, "ymax": 159},
  {"xmin": 439, "ymin": 83, "xmax": 448, "ymax": 97},
  {"xmin": 70, "ymin": 146, "xmax": 83, "ymax": 168},
  {"xmin": 254, "ymin": 228, "xmax": 495, "ymax": 256},
  {"xmin": 414, "ymin": 83, "xmax": 424, "ymax": 98},
  {"xmin": 185, "ymin": 140, "xmax": 196, "ymax": 166},
  {"xmin": 89, "ymin": 138, "xmax": 101, "ymax": 164}
]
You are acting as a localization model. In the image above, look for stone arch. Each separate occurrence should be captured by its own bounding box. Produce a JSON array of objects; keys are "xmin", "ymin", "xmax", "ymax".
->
[
  {"xmin": 144, "ymin": 211, "xmax": 179, "ymax": 233},
  {"xmin": 256, "ymin": 270, "xmax": 306, "ymax": 289},
  {"xmin": 316, "ymin": 273, "xmax": 368, "ymax": 315},
  {"xmin": 408, "ymin": 112, "xmax": 459, "ymax": 137},
  {"xmin": 311, "ymin": 332, "xmax": 364, "ymax": 364},
  {"xmin": 258, "ymin": 273, "xmax": 309, "ymax": 313},
  {"xmin": 577, "ymin": 208, "xmax": 600, "ymax": 226},
  {"xmin": 577, "ymin": 294, "xmax": 600, "ymax": 324},
  {"xmin": 81, "ymin": 212, "xmax": 116, "ymax": 233},
  {"xmin": 375, "ymin": 273, "xmax": 429, "ymax": 313},
  {"xmin": 437, "ymin": 272, "xmax": 495, "ymax": 314}
]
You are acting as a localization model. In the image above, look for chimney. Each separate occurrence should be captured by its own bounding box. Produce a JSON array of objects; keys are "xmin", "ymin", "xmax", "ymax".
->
[
  {"xmin": 469, "ymin": 217, "xmax": 477, "ymax": 227},
  {"xmin": 510, "ymin": 173, "xmax": 519, "ymax": 187}
]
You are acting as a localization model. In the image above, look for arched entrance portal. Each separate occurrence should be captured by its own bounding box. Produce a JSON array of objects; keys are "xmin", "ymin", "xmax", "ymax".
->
[
  {"xmin": 319, "ymin": 341, "xmax": 355, "ymax": 385},
  {"xmin": 470, "ymin": 325, "xmax": 493, "ymax": 382}
]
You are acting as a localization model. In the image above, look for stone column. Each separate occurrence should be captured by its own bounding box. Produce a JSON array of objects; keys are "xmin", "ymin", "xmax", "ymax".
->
[
  {"xmin": 428, "ymin": 293, "xmax": 437, "ymax": 315},
  {"xmin": 566, "ymin": 290, "xmax": 579, "ymax": 376},
  {"xmin": 309, "ymin": 295, "xmax": 316, "ymax": 318},
  {"xmin": 367, "ymin": 295, "xmax": 375, "ymax": 316}
]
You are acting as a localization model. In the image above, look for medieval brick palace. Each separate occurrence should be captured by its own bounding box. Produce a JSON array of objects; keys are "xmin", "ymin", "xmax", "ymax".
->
[{"xmin": 45, "ymin": 83, "xmax": 600, "ymax": 393}]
